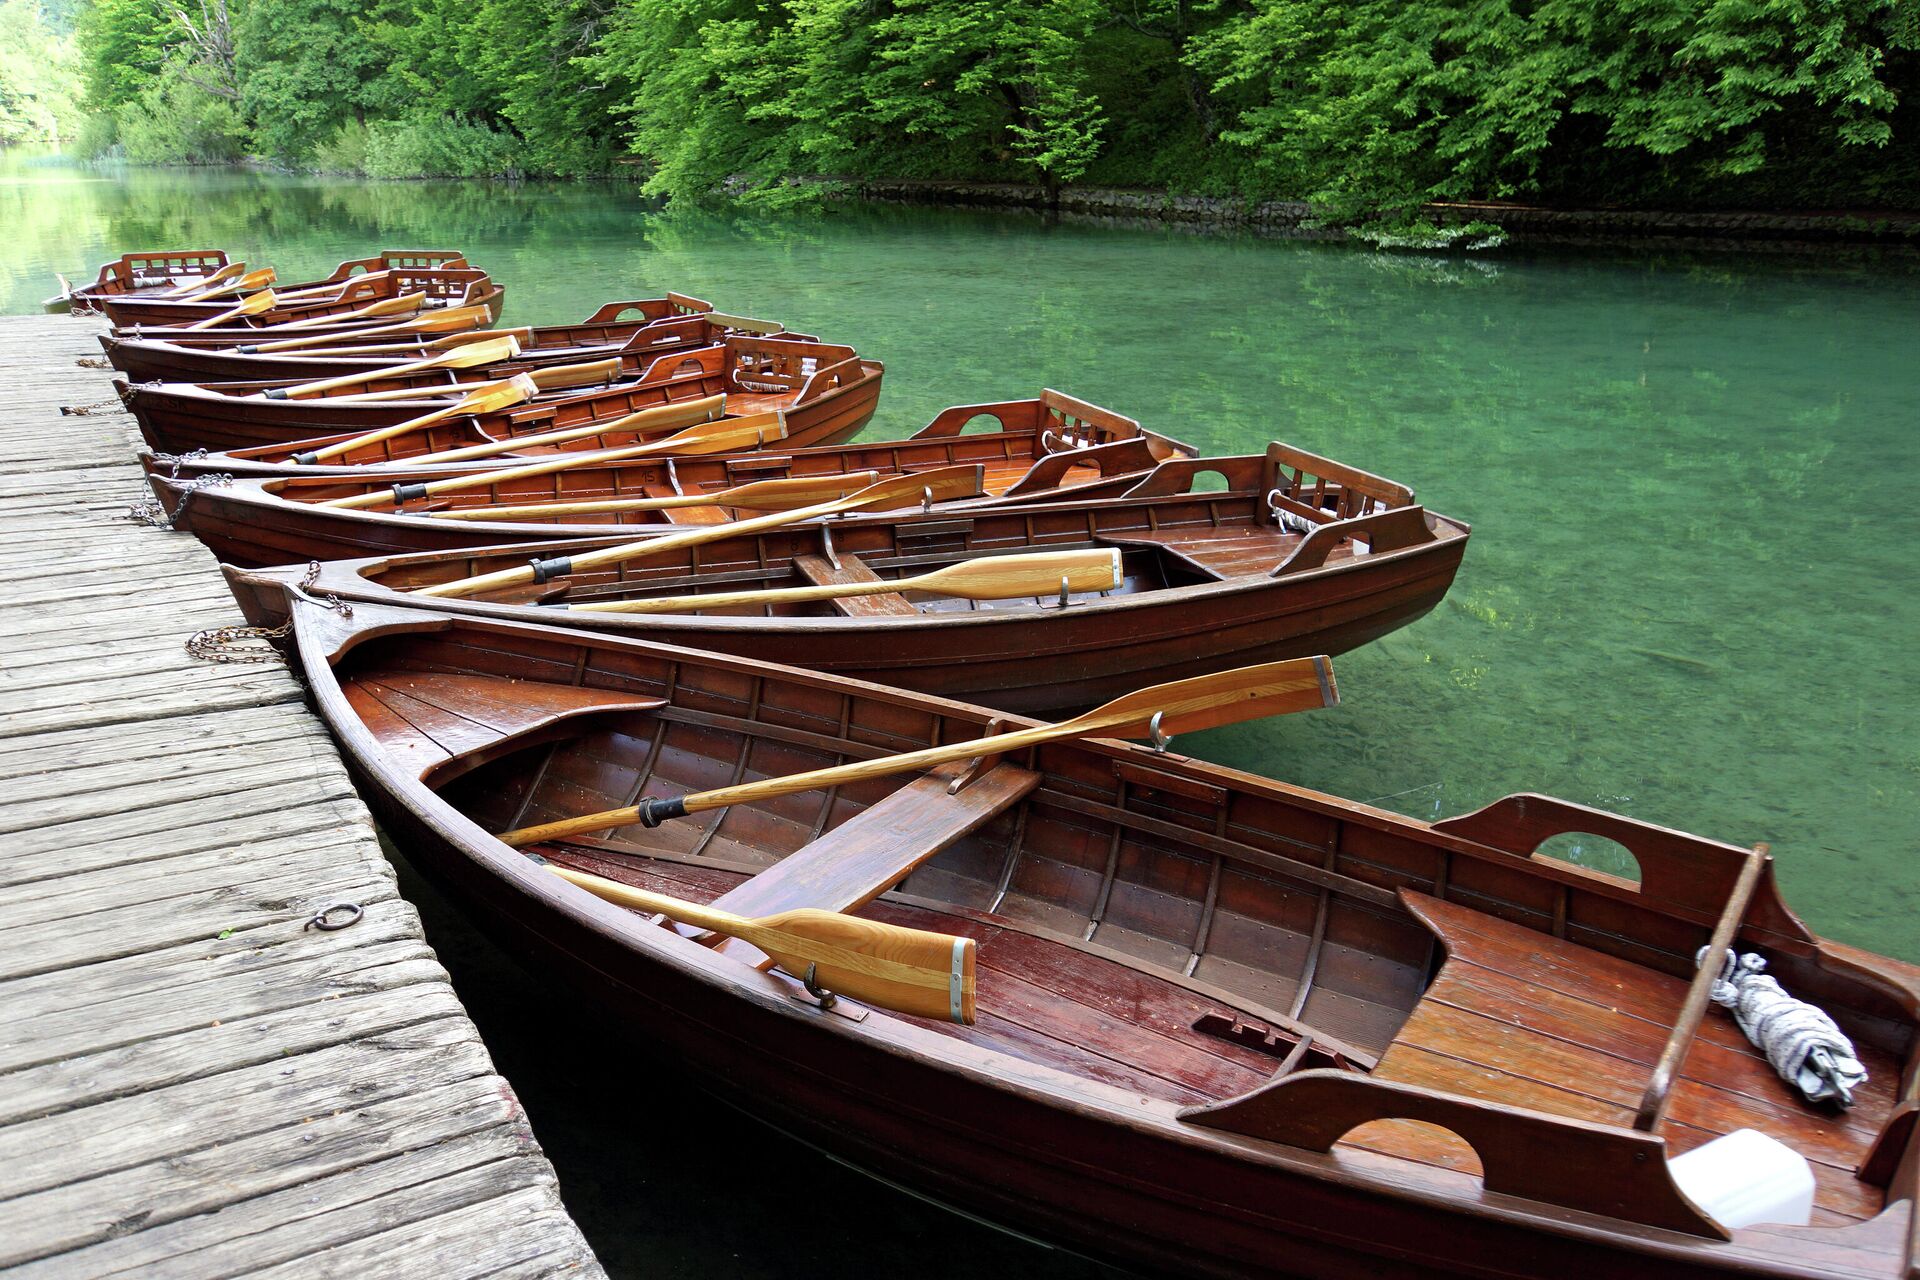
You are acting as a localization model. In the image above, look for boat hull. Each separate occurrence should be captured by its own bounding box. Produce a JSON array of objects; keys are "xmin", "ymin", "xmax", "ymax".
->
[
  {"xmin": 225, "ymin": 506, "xmax": 1469, "ymax": 714},
  {"xmin": 125, "ymin": 364, "xmax": 881, "ymax": 457},
  {"xmin": 298, "ymin": 609, "xmax": 1888, "ymax": 1280}
]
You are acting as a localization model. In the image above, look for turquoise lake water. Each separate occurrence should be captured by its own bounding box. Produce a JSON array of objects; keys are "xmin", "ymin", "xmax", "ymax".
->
[{"xmin": 6, "ymin": 148, "xmax": 1917, "ymax": 1275}]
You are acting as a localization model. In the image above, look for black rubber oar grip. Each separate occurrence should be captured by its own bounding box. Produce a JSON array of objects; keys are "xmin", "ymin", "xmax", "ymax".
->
[
  {"xmin": 264, "ymin": 388, "xmax": 289, "ymax": 399},
  {"xmin": 237, "ymin": 345, "xmax": 258, "ymax": 354},
  {"xmin": 529, "ymin": 555, "xmax": 573, "ymax": 583},
  {"xmin": 638, "ymin": 797, "xmax": 688, "ymax": 827},
  {"xmin": 291, "ymin": 451, "xmax": 319, "ymax": 465},
  {"xmin": 391, "ymin": 482, "xmax": 429, "ymax": 505}
]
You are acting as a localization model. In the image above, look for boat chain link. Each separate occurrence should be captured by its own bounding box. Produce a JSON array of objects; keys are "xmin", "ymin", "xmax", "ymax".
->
[
  {"xmin": 185, "ymin": 561, "xmax": 350, "ymax": 664},
  {"xmin": 122, "ymin": 468, "xmax": 230, "ymax": 528}
]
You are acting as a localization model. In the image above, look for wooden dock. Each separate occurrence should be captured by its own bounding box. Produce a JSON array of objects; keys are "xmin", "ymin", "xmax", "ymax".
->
[{"xmin": 0, "ymin": 314, "xmax": 603, "ymax": 1277}]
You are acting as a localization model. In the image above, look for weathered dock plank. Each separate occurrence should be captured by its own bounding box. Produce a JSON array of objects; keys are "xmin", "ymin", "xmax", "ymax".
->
[{"xmin": 0, "ymin": 314, "xmax": 602, "ymax": 1278}]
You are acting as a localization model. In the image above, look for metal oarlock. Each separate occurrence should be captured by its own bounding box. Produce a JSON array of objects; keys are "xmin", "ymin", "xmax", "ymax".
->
[
  {"xmin": 1148, "ymin": 711, "xmax": 1174, "ymax": 754},
  {"xmin": 801, "ymin": 963, "xmax": 839, "ymax": 1011}
]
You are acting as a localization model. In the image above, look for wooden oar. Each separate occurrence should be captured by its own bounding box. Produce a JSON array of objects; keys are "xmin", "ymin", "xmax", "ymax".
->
[
  {"xmin": 259, "ymin": 292, "xmax": 428, "ymax": 331},
  {"xmin": 163, "ymin": 261, "xmax": 246, "ymax": 297},
  {"xmin": 318, "ymin": 413, "xmax": 787, "ymax": 507},
  {"xmin": 500, "ymin": 655, "xmax": 1337, "ymax": 846},
  {"xmin": 183, "ymin": 266, "xmax": 276, "ymax": 303},
  {"xmin": 289, "ymin": 377, "xmax": 538, "ymax": 465},
  {"xmin": 394, "ymin": 395, "xmax": 723, "ymax": 467},
  {"xmin": 265, "ymin": 335, "xmax": 521, "ymax": 399},
  {"xmin": 182, "ymin": 289, "xmax": 278, "ymax": 330},
  {"xmin": 567, "ymin": 547, "xmax": 1122, "ymax": 612},
  {"xmin": 255, "ymin": 324, "xmax": 531, "ymax": 363},
  {"xmin": 309, "ymin": 356, "xmax": 618, "ymax": 407},
  {"xmin": 415, "ymin": 466, "xmax": 986, "ymax": 599},
  {"xmin": 426, "ymin": 471, "xmax": 882, "ymax": 521},
  {"xmin": 237, "ymin": 304, "xmax": 494, "ymax": 354},
  {"xmin": 542, "ymin": 863, "xmax": 976, "ymax": 1022}
]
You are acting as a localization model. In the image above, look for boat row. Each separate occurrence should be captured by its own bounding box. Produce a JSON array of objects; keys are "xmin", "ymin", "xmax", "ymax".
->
[{"xmin": 66, "ymin": 245, "xmax": 1919, "ymax": 1279}]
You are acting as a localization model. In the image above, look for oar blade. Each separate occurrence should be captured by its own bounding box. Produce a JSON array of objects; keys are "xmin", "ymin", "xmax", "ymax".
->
[
  {"xmin": 658, "ymin": 409, "xmax": 783, "ymax": 455},
  {"xmin": 928, "ymin": 548, "xmax": 1122, "ymax": 601},
  {"xmin": 526, "ymin": 357, "xmax": 621, "ymax": 391},
  {"xmin": 1086, "ymin": 656, "xmax": 1338, "ymax": 742},
  {"xmin": 756, "ymin": 908, "xmax": 976, "ymax": 1024},
  {"xmin": 435, "ymin": 333, "xmax": 521, "ymax": 368},
  {"xmin": 719, "ymin": 471, "xmax": 881, "ymax": 511},
  {"xmin": 454, "ymin": 372, "xmax": 539, "ymax": 415}
]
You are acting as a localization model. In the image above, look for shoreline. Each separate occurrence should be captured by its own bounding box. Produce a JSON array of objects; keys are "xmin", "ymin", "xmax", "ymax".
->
[{"xmin": 846, "ymin": 178, "xmax": 1920, "ymax": 252}]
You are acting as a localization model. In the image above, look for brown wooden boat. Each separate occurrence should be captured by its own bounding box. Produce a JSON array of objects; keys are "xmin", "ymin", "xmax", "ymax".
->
[
  {"xmin": 50, "ymin": 248, "xmax": 468, "ymax": 312},
  {"xmin": 220, "ymin": 445, "xmax": 1469, "ymax": 711},
  {"xmin": 158, "ymin": 395, "xmax": 1188, "ymax": 564},
  {"xmin": 98, "ymin": 265, "xmax": 503, "ymax": 329},
  {"xmin": 98, "ymin": 297, "xmax": 789, "ymax": 384},
  {"xmin": 263, "ymin": 593, "xmax": 1920, "ymax": 1277},
  {"xmin": 143, "ymin": 383, "xmax": 1173, "ymax": 484},
  {"xmin": 123, "ymin": 337, "xmax": 881, "ymax": 456},
  {"xmin": 47, "ymin": 248, "xmax": 234, "ymax": 311}
]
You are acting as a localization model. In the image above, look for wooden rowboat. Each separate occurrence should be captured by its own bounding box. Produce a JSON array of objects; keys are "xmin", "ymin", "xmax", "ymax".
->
[
  {"xmin": 49, "ymin": 248, "xmax": 469, "ymax": 312},
  {"xmin": 122, "ymin": 337, "xmax": 882, "ymax": 456},
  {"xmin": 98, "ymin": 298, "xmax": 787, "ymax": 385},
  {"xmin": 266, "ymin": 594, "xmax": 1918, "ymax": 1277},
  {"xmin": 220, "ymin": 444, "xmax": 1469, "ymax": 711},
  {"xmin": 98, "ymin": 266, "xmax": 504, "ymax": 329},
  {"xmin": 157, "ymin": 397, "xmax": 1188, "ymax": 564},
  {"xmin": 142, "ymin": 383, "xmax": 1173, "ymax": 485},
  {"xmin": 46, "ymin": 248, "xmax": 234, "ymax": 311}
]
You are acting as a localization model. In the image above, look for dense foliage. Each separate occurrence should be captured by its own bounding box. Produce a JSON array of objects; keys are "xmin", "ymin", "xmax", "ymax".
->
[
  {"xmin": 1, "ymin": 0, "xmax": 84, "ymax": 145},
  {"xmin": 58, "ymin": 0, "xmax": 1920, "ymax": 218}
]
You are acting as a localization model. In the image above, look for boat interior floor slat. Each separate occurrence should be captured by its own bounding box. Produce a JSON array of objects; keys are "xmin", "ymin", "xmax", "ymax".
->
[
  {"xmin": 1378, "ymin": 893, "xmax": 1892, "ymax": 1224},
  {"xmin": 542, "ymin": 847, "xmax": 1289, "ymax": 1105},
  {"xmin": 1092, "ymin": 526, "xmax": 1305, "ymax": 581}
]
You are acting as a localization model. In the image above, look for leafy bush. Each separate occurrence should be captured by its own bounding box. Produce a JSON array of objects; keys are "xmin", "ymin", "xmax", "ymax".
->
[
  {"xmin": 114, "ymin": 73, "xmax": 246, "ymax": 164},
  {"xmin": 310, "ymin": 119, "xmax": 372, "ymax": 174},
  {"xmin": 73, "ymin": 111, "xmax": 119, "ymax": 158},
  {"xmin": 361, "ymin": 113, "xmax": 518, "ymax": 178}
]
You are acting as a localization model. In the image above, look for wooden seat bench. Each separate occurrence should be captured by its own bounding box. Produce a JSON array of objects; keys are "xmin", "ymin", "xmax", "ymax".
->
[
  {"xmin": 791, "ymin": 551, "xmax": 918, "ymax": 616},
  {"xmin": 708, "ymin": 762, "xmax": 1041, "ymax": 962}
]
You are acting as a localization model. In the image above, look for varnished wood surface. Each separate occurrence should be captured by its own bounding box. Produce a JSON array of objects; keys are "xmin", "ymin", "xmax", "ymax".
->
[
  {"xmin": 0, "ymin": 314, "xmax": 601, "ymax": 1278},
  {"xmin": 221, "ymin": 470, "xmax": 1469, "ymax": 712},
  {"xmin": 296, "ymin": 603, "xmax": 1920, "ymax": 1278}
]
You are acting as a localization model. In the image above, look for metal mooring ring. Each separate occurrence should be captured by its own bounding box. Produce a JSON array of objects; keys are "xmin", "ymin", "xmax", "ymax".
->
[{"xmin": 303, "ymin": 901, "xmax": 364, "ymax": 932}]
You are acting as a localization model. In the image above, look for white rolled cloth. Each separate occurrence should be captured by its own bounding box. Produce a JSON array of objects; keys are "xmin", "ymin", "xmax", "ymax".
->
[{"xmin": 1700, "ymin": 948, "xmax": 1867, "ymax": 1107}]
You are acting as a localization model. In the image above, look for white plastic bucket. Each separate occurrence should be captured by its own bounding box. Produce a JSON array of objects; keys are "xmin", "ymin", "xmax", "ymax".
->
[{"xmin": 1667, "ymin": 1129, "xmax": 1815, "ymax": 1230}]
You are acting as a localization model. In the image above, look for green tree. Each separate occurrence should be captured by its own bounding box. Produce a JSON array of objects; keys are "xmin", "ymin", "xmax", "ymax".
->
[
  {"xmin": 75, "ymin": 0, "xmax": 167, "ymax": 108},
  {"xmin": 235, "ymin": 0, "xmax": 396, "ymax": 159},
  {"xmin": 1188, "ymin": 0, "xmax": 1913, "ymax": 222},
  {"xmin": 0, "ymin": 0, "xmax": 85, "ymax": 141}
]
